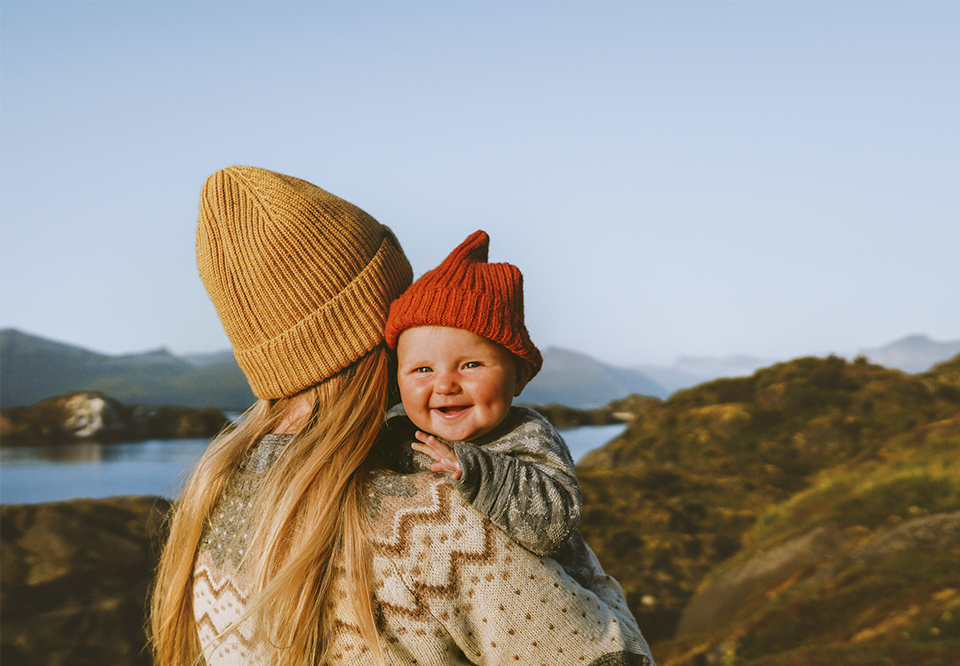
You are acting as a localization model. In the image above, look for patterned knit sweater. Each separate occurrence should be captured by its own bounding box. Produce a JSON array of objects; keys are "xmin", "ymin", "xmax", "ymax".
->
[{"xmin": 193, "ymin": 434, "xmax": 655, "ymax": 666}]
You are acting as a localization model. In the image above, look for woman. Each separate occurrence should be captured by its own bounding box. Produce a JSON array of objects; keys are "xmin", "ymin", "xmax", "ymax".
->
[{"xmin": 150, "ymin": 166, "xmax": 654, "ymax": 666}]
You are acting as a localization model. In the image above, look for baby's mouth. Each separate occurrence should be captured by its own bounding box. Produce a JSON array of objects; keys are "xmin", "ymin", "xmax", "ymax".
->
[{"xmin": 437, "ymin": 406, "xmax": 468, "ymax": 414}]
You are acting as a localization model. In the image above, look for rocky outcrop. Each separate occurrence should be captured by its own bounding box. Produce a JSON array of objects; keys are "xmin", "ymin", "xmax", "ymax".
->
[
  {"xmin": 801, "ymin": 510, "xmax": 960, "ymax": 587},
  {"xmin": 0, "ymin": 391, "xmax": 228, "ymax": 445},
  {"xmin": 0, "ymin": 496, "xmax": 172, "ymax": 666},
  {"xmin": 675, "ymin": 511, "xmax": 960, "ymax": 654},
  {"xmin": 675, "ymin": 523, "xmax": 851, "ymax": 636},
  {"xmin": 128, "ymin": 404, "xmax": 230, "ymax": 440},
  {"xmin": 520, "ymin": 403, "xmax": 622, "ymax": 429}
]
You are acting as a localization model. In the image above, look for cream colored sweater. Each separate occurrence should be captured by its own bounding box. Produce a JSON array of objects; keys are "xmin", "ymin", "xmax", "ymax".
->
[{"xmin": 193, "ymin": 435, "xmax": 654, "ymax": 666}]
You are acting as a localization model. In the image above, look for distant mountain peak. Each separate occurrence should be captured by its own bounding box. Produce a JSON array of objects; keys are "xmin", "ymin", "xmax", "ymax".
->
[
  {"xmin": 119, "ymin": 346, "xmax": 179, "ymax": 360},
  {"xmin": 858, "ymin": 335, "xmax": 960, "ymax": 374}
]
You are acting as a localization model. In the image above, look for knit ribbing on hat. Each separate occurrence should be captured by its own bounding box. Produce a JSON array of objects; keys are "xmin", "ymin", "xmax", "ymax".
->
[
  {"xmin": 197, "ymin": 166, "xmax": 413, "ymax": 399},
  {"xmin": 384, "ymin": 230, "xmax": 542, "ymax": 377}
]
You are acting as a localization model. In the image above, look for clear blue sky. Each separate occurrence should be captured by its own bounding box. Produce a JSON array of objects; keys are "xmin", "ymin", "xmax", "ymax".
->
[{"xmin": 1, "ymin": 1, "xmax": 957, "ymax": 366}]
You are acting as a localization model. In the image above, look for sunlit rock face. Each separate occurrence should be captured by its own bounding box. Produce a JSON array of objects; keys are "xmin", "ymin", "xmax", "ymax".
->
[
  {"xmin": 60, "ymin": 393, "xmax": 129, "ymax": 438},
  {"xmin": 675, "ymin": 524, "xmax": 852, "ymax": 637}
]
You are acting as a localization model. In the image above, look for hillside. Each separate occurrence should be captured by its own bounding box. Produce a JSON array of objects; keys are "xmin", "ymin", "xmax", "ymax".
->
[
  {"xmin": 0, "ymin": 329, "xmax": 255, "ymax": 411},
  {"xmin": 576, "ymin": 354, "xmax": 960, "ymax": 660},
  {"xmin": 519, "ymin": 346, "xmax": 668, "ymax": 404}
]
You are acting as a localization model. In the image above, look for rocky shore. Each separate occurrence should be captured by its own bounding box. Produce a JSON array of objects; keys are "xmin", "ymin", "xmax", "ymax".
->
[
  {"xmin": 0, "ymin": 391, "xmax": 229, "ymax": 446},
  {"xmin": 0, "ymin": 496, "xmax": 171, "ymax": 666}
]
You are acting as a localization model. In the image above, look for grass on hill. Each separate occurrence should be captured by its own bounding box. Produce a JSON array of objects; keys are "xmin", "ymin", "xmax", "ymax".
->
[{"xmin": 576, "ymin": 354, "xmax": 960, "ymax": 654}]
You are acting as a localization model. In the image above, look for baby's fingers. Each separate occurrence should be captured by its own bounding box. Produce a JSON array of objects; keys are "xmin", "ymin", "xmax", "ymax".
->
[
  {"xmin": 411, "ymin": 441, "xmax": 440, "ymax": 460},
  {"xmin": 432, "ymin": 458, "xmax": 463, "ymax": 480},
  {"xmin": 411, "ymin": 441, "xmax": 427, "ymax": 454},
  {"xmin": 415, "ymin": 431, "xmax": 440, "ymax": 447}
]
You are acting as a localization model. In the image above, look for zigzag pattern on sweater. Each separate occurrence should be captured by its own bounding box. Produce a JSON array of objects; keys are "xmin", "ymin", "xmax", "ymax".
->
[
  {"xmin": 369, "ymin": 475, "xmax": 500, "ymax": 621},
  {"xmin": 193, "ymin": 461, "xmax": 657, "ymax": 665},
  {"xmin": 194, "ymin": 553, "xmax": 254, "ymax": 662}
]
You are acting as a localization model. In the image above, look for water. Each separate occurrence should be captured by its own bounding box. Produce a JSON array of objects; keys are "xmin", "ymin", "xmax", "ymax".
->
[
  {"xmin": 562, "ymin": 423, "xmax": 627, "ymax": 463},
  {"xmin": 0, "ymin": 424, "xmax": 627, "ymax": 505},
  {"xmin": 0, "ymin": 439, "xmax": 211, "ymax": 505}
]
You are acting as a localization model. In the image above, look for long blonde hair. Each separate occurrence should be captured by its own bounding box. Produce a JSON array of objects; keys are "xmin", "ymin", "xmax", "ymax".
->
[{"xmin": 150, "ymin": 345, "xmax": 391, "ymax": 666}]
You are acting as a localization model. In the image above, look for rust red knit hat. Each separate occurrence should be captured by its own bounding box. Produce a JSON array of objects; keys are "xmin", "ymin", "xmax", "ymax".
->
[{"xmin": 385, "ymin": 230, "xmax": 542, "ymax": 377}]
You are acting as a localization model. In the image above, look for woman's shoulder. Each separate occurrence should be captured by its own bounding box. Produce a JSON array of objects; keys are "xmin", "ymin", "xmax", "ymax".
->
[
  {"xmin": 363, "ymin": 471, "xmax": 655, "ymax": 666},
  {"xmin": 366, "ymin": 471, "xmax": 490, "ymax": 559},
  {"xmin": 365, "ymin": 470, "xmax": 526, "ymax": 602}
]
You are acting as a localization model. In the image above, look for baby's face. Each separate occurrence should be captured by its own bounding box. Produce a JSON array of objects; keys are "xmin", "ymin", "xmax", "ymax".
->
[{"xmin": 396, "ymin": 326, "xmax": 527, "ymax": 442}]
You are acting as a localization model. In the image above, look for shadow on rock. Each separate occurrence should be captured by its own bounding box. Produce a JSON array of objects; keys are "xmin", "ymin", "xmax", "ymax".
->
[{"xmin": 0, "ymin": 495, "xmax": 172, "ymax": 666}]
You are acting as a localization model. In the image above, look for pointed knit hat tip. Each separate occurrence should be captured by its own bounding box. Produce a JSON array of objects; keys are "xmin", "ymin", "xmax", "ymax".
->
[
  {"xmin": 385, "ymin": 229, "xmax": 542, "ymax": 377},
  {"xmin": 450, "ymin": 229, "xmax": 490, "ymax": 265},
  {"xmin": 422, "ymin": 229, "xmax": 488, "ymax": 287}
]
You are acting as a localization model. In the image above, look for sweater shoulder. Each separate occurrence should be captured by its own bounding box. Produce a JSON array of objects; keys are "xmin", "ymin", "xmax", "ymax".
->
[
  {"xmin": 366, "ymin": 472, "xmax": 505, "ymax": 600},
  {"xmin": 483, "ymin": 406, "xmax": 564, "ymax": 446},
  {"xmin": 478, "ymin": 407, "xmax": 573, "ymax": 467},
  {"xmin": 510, "ymin": 405, "xmax": 557, "ymax": 432},
  {"xmin": 367, "ymin": 471, "xmax": 491, "ymax": 560}
]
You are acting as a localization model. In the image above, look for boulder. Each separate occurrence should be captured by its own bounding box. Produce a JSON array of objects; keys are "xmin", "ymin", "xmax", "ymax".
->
[
  {"xmin": 676, "ymin": 512, "xmax": 960, "ymax": 640},
  {"xmin": 0, "ymin": 496, "xmax": 172, "ymax": 666},
  {"xmin": 802, "ymin": 510, "xmax": 960, "ymax": 586},
  {"xmin": 675, "ymin": 523, "xmax": 850, "ymax": 636},
  {"xmin": 0, "ymin": 392, "xmax": 129, "ymax": 442}
]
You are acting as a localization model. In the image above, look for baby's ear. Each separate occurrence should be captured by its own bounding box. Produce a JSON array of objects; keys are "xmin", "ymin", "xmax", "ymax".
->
[{"xmin": 513, "ymin": 358, "xmax": 534, "ymax": 396}]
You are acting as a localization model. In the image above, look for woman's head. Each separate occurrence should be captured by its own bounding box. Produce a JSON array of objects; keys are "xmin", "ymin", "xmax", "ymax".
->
[
  {"xmin": 196, "ymin": 166, "xmax": 412, "ymax": 399},
  {"xmin": 152, "ymin": 168, "xmax": 411, "ymax": 666}
]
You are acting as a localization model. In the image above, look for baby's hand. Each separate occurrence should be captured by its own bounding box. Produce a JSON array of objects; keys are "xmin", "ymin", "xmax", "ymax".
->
[{"xmin": 411, "ymin": 431, "xmax": 463, "ymax": 480}]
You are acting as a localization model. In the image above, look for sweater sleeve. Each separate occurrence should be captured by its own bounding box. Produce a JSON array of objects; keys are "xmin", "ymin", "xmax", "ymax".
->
[
  {"xmin": 450, "ymin": 408, "xmax": 582, "ymax": 556},
  {"xmin": 368, "ymin": 473, "xmax": 655, "ymax": 666}
]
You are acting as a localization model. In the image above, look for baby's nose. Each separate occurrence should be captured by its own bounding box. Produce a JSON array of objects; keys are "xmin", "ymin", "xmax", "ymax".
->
[{"xmin": 434, "ymin": 372, "xmax": 460, "ymax": 394}]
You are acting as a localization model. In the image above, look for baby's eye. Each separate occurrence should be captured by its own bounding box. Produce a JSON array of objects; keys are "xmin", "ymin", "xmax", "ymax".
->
[
  {"xmin": 413, "ymin": 366, "xmax": 432, "ymax": 373},
  {"xmin": 463, "ymin": 361, "xmax": 482, "ymax": 369}
]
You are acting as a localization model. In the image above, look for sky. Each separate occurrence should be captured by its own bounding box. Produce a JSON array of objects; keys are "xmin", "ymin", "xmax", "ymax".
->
[{"xmin": 1, "ymin": 1, "xmax": 958, "ymax": 368}]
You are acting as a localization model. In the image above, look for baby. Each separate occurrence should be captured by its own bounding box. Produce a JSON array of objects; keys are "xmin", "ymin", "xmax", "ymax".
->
[{"xmin": 383, "ymin": 230, "xmax": 582, "ymax": 558}]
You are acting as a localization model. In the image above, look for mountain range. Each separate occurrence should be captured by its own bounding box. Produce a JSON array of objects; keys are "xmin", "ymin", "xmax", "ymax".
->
[
  {"xmin": 855, "ymin": 333, "xmax": 960, "ymax": 373},
  {"xmin": 0, "ymin": 329, "xmax": 254, "ymax": 411},
  {"xmin": 2, "ymin": 328, "xmax": 958, "ymax": 410}
]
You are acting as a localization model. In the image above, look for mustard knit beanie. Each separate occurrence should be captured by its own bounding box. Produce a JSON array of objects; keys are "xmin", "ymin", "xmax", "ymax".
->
[
  {"xmin": 384, "ymin": 230, "xmax": 542, "ymax": 378},
  {"xmin": 196, "ymin": 166, "xmax": 413, "ymax": 399}
]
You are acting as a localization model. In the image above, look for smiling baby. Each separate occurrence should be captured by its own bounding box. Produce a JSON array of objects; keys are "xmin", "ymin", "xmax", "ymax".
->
[{"xmin": 382, "ymin": 230, "xmax": 583, "ymax": 558}]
